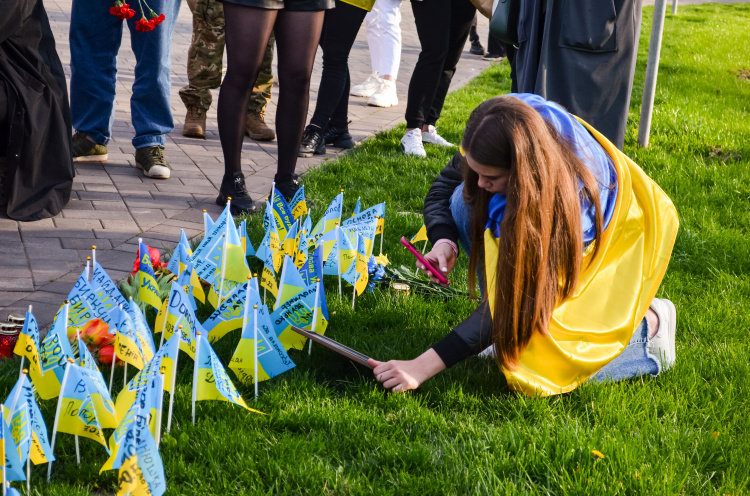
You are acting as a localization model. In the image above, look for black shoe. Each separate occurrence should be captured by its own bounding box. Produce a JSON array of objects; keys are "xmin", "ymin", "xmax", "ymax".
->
[
  {"xmin": 274, "ymin": 174, "xmax": 316, "ymax": 208},
  {"xmin": 299, "ymin": 125, "xmax": 326, "ymax": 158},
  {"xmin": 483, "ymin": 52, "xmax": 505, "ymax": 61},
  {"xmin": 216, "ymin": 172, "xmax": 259, "ymax": 215},
  {"xmin": 323, "ymin": 122, "xmax": 355, "ymax": 149},
  {"xmin": 470, "ymin": 41, "xmax": 485, "ymax": 56}
]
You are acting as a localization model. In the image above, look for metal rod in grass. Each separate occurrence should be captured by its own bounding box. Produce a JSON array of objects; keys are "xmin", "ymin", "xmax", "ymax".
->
[
  {"xmin": 18, "ymin": 304, "xmax": 32, "ymax": 376},
  {"xmin": 308, "ymin": 278, "xmax": 321, "ymax": 356},
  {"xmin": 47, "ymin": 358, "xmax": 74, "ymax": 482},
  {"xmin": 91, "ymin": 245, "xmax": 97, "ymax": 280},
  {"xmin": 155, "ymin": 368, "xmax": 166, "ymax": 448},
  {"xmin": 166, "ymin": 324, "xmax": 182, "ymax": 433},
  {"xmin": 191, "ymin": 331, "xmax": 201, "ymax": 425}
]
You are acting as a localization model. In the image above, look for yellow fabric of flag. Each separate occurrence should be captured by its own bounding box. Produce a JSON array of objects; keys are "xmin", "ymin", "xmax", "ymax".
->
[{"xmin": 410, "ymin": 224, "xmax": 428, "ymax": 244}]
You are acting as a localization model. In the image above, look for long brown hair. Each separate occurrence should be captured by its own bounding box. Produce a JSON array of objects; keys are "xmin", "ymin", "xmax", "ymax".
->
[{"xmin": 462, "ymin": 96, "xmax": 604, "ymax": 369}]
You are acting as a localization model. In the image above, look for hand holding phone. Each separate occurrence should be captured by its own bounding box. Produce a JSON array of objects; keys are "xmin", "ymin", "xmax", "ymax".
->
[{"xmin": 400, "ymin": 237, "xmax": 449, "ymax": 285}]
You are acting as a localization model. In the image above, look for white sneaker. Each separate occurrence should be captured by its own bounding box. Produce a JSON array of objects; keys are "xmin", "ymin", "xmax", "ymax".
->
[
  {"xmin": 350, "ymin": 72, "xmax": 382, "ymax": 98},
  {"xmin": 367, "ymin": 80, "xmax": 398, "ymax": 107},
  {"xmin": 401, "ymin": 129, "xmax": 426, "ymax": 157},
  {"xmin": 647, "ymin": 298, "xmax": 677, "ymax": 372},
  {"xmin": 477, "ymin": 344, "xmax": 496, "ymax": 359},
  {"xmin": 422, "ymin": 125, "xmax": 455, "ymax": 147}
]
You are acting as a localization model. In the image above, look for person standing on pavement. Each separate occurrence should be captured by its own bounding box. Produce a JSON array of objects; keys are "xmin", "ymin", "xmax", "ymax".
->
[
  {"xmin": 180, "ymin": 0, "xmax": 276, "ymax": 142},
  {"xmin": 349, "ymin": 0, "xmax": 402, "ymax": 109},
  {"xmin": 68, "ymin": 0, "xmax": 182, "ymax": 179},
  {"xmin": 400, "ymin": 0, "xmax": 476, "ymax": 158}
]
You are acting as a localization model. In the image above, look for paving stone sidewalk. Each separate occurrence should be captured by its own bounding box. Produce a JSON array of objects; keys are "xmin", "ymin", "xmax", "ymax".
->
[{"xmin": 0, "ymin": 0, "xmax": 494, "ymax": 327}]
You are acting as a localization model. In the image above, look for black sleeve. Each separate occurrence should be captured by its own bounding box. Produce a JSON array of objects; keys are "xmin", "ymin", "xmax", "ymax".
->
[
  {"xmin": 424, "ymin": 152, "xmax": 465, "ymax": 245},
  {"xmin": 431, "ymin": 300, "xmax": 494, "ymax": 368}
]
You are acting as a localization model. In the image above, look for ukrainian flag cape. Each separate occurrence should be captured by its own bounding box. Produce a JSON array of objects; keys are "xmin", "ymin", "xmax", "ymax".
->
[{"xmin": 484, "ymin": 121, "xmax": 679, "ymax": 397}]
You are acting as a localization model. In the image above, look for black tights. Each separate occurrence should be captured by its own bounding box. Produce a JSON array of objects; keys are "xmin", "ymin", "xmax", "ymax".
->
[{"xmin": 218, "ymin": 4, "xmax": 324, "ymax": 184}]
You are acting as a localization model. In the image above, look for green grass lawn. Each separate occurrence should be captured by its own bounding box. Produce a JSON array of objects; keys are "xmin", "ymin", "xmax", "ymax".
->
[{"xmin": 3, "ymin": 4, "xmax": 750, "ymax": 494}]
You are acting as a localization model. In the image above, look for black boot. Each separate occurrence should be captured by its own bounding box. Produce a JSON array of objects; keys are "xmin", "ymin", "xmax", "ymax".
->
[
  {"xmin": 216, "ymin": 172, "xmax": 259, "ymax": 215},
  {"xmin": 323, "ymin": 122, "xmax": 355, "ymax": 149},
  {"xmin": 274, "ymin": 173, "xmax": 316, "ymax": 208},
  {"xmin": 299, "ymin": 125, "xmax": 326, "ymax": 158}
]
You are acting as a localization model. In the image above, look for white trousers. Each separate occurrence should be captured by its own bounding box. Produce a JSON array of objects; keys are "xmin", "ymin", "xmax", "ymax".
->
[{"xmin": 364, "ymin": 0, "xmax": 402, "ymax": 79}]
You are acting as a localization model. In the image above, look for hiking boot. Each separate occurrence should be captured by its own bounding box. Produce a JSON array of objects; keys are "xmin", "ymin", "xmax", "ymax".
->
[
  {"xmin": 72, "ymin": 131, "xmax": 108, "ymax": 162},
  {"xmin": 246, "ymin": 111, "xmax": 276, "ymax": 141},
  {"xmin": 323, "ymin": 122, "xmax": 355, "ymax": 149},
  {"xmin": 299, "ymin": 125, "xmax": 326, "ymax": 158},
  {"xmin": 216, "ymin": 172, "xmax": 259, "ymax": 215},
  {"xmin": 470, "ymin": 40, "xmax": 485, "ymax": 56},
  {"xmin": 135, "ymin": 146, "xmax": 171, "ymax": 179},
  {"xmin": 350, "ymin": 72, "xmax": 382, "ymax": 98},
  {"xmin": 183, "ymin": 106, "xmax": 206, "ymax": 139}
]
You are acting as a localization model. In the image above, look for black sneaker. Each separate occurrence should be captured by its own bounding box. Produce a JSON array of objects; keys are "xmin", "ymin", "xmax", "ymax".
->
[
  {"xmin": 298, "ymin": 125, "xmax": 326, "ymax": 158},
  {"xmin": 135, "ymin": 145, "xmax": 171, "ymax": 179},
  {"xmin": 216, "ymin": 172, "xmax": 260, "ymax": 215},
  {"xmin": 274, "ymin": 174, "xmax": 316, "ymax": 208},
  {"xmin": 323, "ymin": 122, "xmax": 355, "ymax": 149},
  {"xmin": 470, "ymin": 41, "xmax": 485, "ymax": 56}
]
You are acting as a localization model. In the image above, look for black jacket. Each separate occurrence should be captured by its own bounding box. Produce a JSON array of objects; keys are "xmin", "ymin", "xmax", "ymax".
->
[
  {"xmin": 0, "ymin": 0, "xmax": 73, "ymax": 221},
  {"xmin": 423, "ymin": 151, "xmax": 494, "ymax": 367}
]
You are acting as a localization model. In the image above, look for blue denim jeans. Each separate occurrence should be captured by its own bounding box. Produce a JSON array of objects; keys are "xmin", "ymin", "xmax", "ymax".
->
[
  {"xmin": 69, "ymin": 0, "xmax": 183, "ymax": 149},
  {"xmin": 449, "ymin": 183, "xmax": 660, "ymax": 382}
]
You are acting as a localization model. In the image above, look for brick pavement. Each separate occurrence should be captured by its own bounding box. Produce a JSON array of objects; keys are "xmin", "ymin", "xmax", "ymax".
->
[{"xmin": 0, "ymin": 0, "xmax": 493, "ymax": 327}]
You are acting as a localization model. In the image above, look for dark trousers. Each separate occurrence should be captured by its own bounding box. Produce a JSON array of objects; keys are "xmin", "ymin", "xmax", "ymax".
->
[
  {"xmin": 310, "ymin": 0, "xmax": 367, "ymax": 130},
  {"xmin": 405, "ymin": 0, "xmax": 476, "ymax": 129}
]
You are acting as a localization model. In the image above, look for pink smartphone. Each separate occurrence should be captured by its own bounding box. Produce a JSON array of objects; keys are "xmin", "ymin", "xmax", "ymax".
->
[{"xmin": 400, "ymin": 237, "xmax": 449, "ymax": 285}]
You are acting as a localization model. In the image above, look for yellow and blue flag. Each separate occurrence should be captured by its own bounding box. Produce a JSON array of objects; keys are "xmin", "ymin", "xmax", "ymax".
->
[
  {"xmin": 115, "ymin": 333, "xmax": 178, "ymax": 423},
  {"xmin": 193, "ymin": 205, "xmax": 231, "ymax": 283},
  {"xmin": 113, "ymin": 317, "xmax": 147, "ymax": 370},
  {"xmin": 276, "ymin": 255, "xmax": 307, "ymax": 310},
  {"xmin": 67, "ymin": 270, "xmax": 112, "ymax": 328},
  {"xmin": 259, "ymin": 247, "xmax": 279, "ymax": 299},
  {"xmin": 270, "ymin": 187, "xmax": 294, "ymax": 240},
  {"xmin": 75, "ymin": 351, "xmax": 117, "ymax": 429},
  {"xmin": 289, "ymin": 185, "xmax": 308, "ymax": 220},
  {"xmin": 126, "ymin": 300, "xmax": 156, "ymax": 358},
  {"xmin": 203, "ymin": 280, "xmax": 262, "ymax": 343},
  {"xmin": 342, "ymin": 216, "xmax": 379, "ymax": 258},
  {"xmin": 320, "ymin": 226, "xmax": 356, "ymax": 276},
  {"xmin": 410, "ymin": 224, "xmax": 428, "ymax": 245},
  {"xmin": 309, "ymin": 191, "xmax": 343, "ymax": 243},
  {"xmin": 203, "ymin": 210, "xmax": 214, "ymax": 234},
  {"xmin": 100, "ymin": 410, "xmax": 166, "ymax": 496},
  {"xmin": 0, "ymin": 407, "xmax": 26, "ymax": 482},
  {"xmin": 295, "ymin": 231, "xmax": 308, "ymax": 270},
  {"xmin": 229, "ymin": 303, "xmax": 295, "ymax": 385},
  {"xmin": 31, "ymin": 306, "xmax": 75, "ymax": 400},
  {"xmin": 160, "ymin": 283, "xmax": 202, "ymax": 359},
  {"xmin": 341, "ymin": 231, "xmax": 369, "ymax": 296},
  {"xmin": 238, "ymin": 220, "xmax": 256, "ymax": 257},
  {"xmin": 300, "ymin": 245, "xmax": 324, "ymax": 287},
  {"xmin": 56, "ymin": 363, "xmax": 110, "ymax": 449},
  {"xmin": 352, "ymin": 197, "xmax": 361, "ymax": 215},
  {"xmin": 138, "ymin": 241, "xmax": 163, "ymax": 310},
  {"xmin": 167, "ymin": 242, "xmax": 205, "ymax": 304},
  {"xmin": 271, "ymin": 282, "xmax": 327, "ymax": 350},
  {"xmin": 13, "ymin": 311, "xmax": 42, "ymax": 377},
  {"xmin": 90, "ymin": 262, "xmax": 130, "ymax": 313},
  {"xmin": 282, "ymin": 220, "xmax": 299, "ymax": 258},
  {"xmin": 4, "ymin": 373, "xmax": 54, "ymax": 465},
  {"xmin": 208, "ymin": 221, "xmax": 251, "ymax": 308},
  {"xmin": 195, "ymin": 335, "xmax": 261, "ymax": 414}
]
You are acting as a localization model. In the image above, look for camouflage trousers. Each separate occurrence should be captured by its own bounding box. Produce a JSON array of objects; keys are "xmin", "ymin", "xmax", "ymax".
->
[{"xmin": 179, "ymin": 0, "xmax": 274, "ymax": 115}]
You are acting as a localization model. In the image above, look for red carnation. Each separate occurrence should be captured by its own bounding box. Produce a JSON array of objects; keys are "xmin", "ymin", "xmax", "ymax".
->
[
  {"xmin": 109, "ymin": 3, "xmax": 135, "ymax": 20},
  {"xmin": 130, "ymin": 244, "xmax": 165, "ymax": 275},
  {"xmin": 135, "ymin": 17, "xmax": 155, "ymax": 32}
]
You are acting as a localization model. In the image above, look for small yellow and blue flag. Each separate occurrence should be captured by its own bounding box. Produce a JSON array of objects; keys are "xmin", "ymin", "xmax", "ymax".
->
[
  {"xmin": 270, "ymin": 187, "xmax": 294, "ymax": 240},
  {"xmin": 289, "ymin": 185, "xmax": 308, "ymax": 220},
  {"xmin": 0, "ymin": 405, "xmax": 26, "ymax": 482},
  {"xmin": 56, "ymin": 362, "xmax": 110, "ymax": 449},
  {"xmin": 3, "ymin": 372, "xmax": 55, "ymax": 465},
  {"xmin": 410, "ymin": 224, "xmax": 428, "ymax": 245},
  {"xmin": 276, "ymin": 255, "xmax": 307, "ymax": 310},
  {"xmin": 137, "ymin": 241, "xmax": 162, "ymax": 310},
  {"xmin": 203, "ymin": 280, "xmax": 262, "ymax": 343},
  {"xmin": 13, "ymin": 311, "xmax": 42, "ymax": 378},
  {"xmin": 31, "ymin": 306, "xmax": 75, "ymax": 400},
  {"xmin": 309, "ymin": 191, "xmax": 343, "ymax": 243}
]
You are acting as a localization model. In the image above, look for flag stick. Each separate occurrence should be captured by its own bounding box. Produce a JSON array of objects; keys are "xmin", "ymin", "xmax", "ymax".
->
[
  {"xmin": 18, "ymin": 305, "xmax": 32, "ymax": 376},
  {"xmin": 166, "ymin": 326, "xmax": 181, "ymax": 434},
  {"xmin": 85, "ymin": 257, "xmax": 90, "ymax": 282},
  {"xmin": 155, "ymin": 369, "xmax": 166, "ymax": 448},
  {"xmin": 308, "ymin": 279, "xmax": 321, "ymax": 356},
  {"xmin": 378, "ymin": 217, "xmax": 384, "ymax": 255},
  {"xmin": 1, "ymin": 405, "xmax": 7, "ymax": 496},
  {"xmin": 74, "ymin": 436, "xmax": 80, "ymax": 465},
  {"xmin": 91, "ymin": 245, "xmax": 97, "ymax": 278},
  {"xmin": 336, "ymin": 225, "xmax": 342, "ymax": 298},
  {"xmin": 158, "ymin": 296, "xmax": 169, "ymax": 349},
  {"xmin": 422, "ymin": 239, "xmax": 428, "ymax": 255},
  {"xmin": 123, "ymin": 363, "xmax": 128, "ymax": 390},
  {"xmin": 191, "ymin": 332, "xmax": 201, "ymax": 425},
  {"xmin": 108, "ymin": 347, "xmax": 118, "ymax": 394},
  {"xmin": 73, "ymin": 309, "xmax": 81, "ymax": 464},
  {"xmin": 352, "ymin": 233, "xmax": 358, "ymax": 310},
  {"xmin": 253, "ymin": 305, "xmax": 259, "ymax": 401},
  {"xmin": 26, "ymin": 456, "xmax": 30, "ymax": 496},
  {"xmin": 217, "ymin": 226, "xmax": 229, "ymax": 306},
  {"xmin": 47, "ymin": 359, "xmax": 74, "ymax": 483}
]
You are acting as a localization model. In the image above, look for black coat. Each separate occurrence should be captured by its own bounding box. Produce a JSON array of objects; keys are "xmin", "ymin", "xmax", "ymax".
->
[{"xmin": 0, "ymin": 0, "xmax": 73, "ymax": 221}]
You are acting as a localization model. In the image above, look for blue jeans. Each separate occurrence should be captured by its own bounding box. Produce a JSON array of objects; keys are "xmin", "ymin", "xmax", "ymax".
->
[
  {"xmin": 69, "ymin": 0, "xmax": 183, "ymax": 149},
  {"xmin": 449, "ymin": 183, "xmax": 660, "ymax": 382}
]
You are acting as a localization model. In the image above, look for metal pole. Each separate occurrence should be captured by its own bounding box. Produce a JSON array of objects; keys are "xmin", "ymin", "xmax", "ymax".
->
[
  {"xmin": 672, "ymin": 0, "xmax": 677, "ymax": 14},
  {"xmin": 638, "ymin": 0, "xmax": 668, "ymax": 148}
]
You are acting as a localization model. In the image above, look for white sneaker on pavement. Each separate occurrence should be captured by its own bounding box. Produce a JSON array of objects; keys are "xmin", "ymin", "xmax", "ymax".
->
[
  {"xmin": 350, "ymin": 72, "xmax": 382, "ymax": 98},
  {"xmin": 422, "ymin": 125, "xmax": 455, "ymax": 147},
  {"xmin": 647, "ymin": 298, "xmax": 677, "ymax": 373},
  {"xmin": 367, "ymin": 79, "xmax": 398, "ymax": 107},
  {"xmin": 401, "ymin": 129, "xmax": 427, "ymax": 157}
]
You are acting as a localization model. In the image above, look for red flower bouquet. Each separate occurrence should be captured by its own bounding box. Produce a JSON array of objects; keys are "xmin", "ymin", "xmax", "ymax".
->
[{"xmin": 110, "ymin": 0, "xmax": 164, "ymax": 32}]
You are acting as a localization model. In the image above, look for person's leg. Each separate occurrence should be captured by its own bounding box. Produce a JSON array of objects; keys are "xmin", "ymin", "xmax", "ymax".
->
[
  {"xmin": 246, "ymin": 32, "xmax": 277, "ymax": 141},
  {"xmin": 69, "ymin": 0, "xmax": 123, "ymax": 147},
  {"xmin": 308, "ymin": 1, "xmax": 366, "ymax": 131},
  {"xmin": 272, "ymin": 8, "xmax": 325, "ymax": 197},
  {"xmin": 128, "ymin": 0, "xmax": 183, "ymax": 150},
  {"xmin": 374, "ymin": 0, "xmax": 401, "ymax": 80},
  {"xmin": 364, "ymin": 1, "xmax": 381, "ymax": 74},
  {"xmin": 423, "ymin": 0, "xmax": 475, "ymax": 129},
  {"xmin": 218, "ymin": 4, "xmax": 277, "ymax": 178},
  {"xmin": 404, "ymin": 0, "xmax": 450, "ymax": 131},
  {"xmin": 180, "ymin": 0, "xmax": 225, "ymax": 138},
  {"xmin": 589, "ymin": 318, "xmax": 660, "ymax": 382}
]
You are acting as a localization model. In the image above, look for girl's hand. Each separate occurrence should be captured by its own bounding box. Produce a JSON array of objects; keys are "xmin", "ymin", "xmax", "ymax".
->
[
  {"xmin": 369, "ymin": 349, "xmax": 447, "ymax": 393},
  {"xmin": 418, "ymin": 243, "xmax": 456, "ymax": 286}
]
